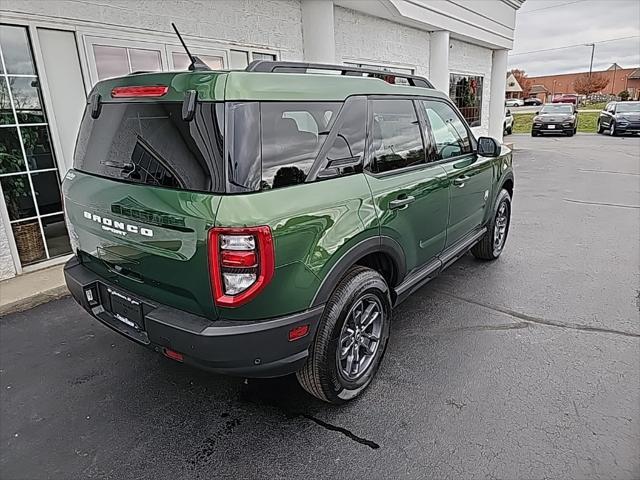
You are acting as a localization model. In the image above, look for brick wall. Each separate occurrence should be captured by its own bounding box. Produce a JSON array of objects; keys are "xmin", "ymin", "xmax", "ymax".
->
[
  {"xmin": 334, "ymin": 6, "xmax": 430, "ymax": 77},
  {"xmin": 528, "ymin": 67, "xmax": 640, "ymax": 99}
]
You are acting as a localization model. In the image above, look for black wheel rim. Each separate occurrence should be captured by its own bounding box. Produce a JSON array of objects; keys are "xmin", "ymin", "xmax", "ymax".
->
[
  {"xmin": 493, "ymin": 200, "xmax": 510, "ymax": 255},
  {"xmin": 337, "ymin": 294, "xmax": 383, "ymax": 381}
]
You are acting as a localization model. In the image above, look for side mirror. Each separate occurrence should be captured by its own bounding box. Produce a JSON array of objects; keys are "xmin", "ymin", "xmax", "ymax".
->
[
  {"xmin": 506, "ymin": 109, "xmax": 512, "ymax": 116},
  {"xmin": 477, "ymin": 137, "xmax": 501, "ymax": 157},
  {"xmin": 535, "ymin": 110, "xmax": 540, "ymax": 115}
]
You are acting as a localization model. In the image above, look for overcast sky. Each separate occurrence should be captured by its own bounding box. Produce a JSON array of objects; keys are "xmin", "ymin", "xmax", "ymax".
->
[{"xmin": 509, "ymin": 0, "xmax": 640, "ymax": 76}]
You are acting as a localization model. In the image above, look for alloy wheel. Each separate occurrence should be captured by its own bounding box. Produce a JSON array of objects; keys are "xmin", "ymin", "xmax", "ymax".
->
[
  {"xmin": 493, "ymin": 200, "xmax": 509, "ymax": 254},
  {"xmin": 337, "ymin": 294, "xmax": 384, "ymax": 381}
]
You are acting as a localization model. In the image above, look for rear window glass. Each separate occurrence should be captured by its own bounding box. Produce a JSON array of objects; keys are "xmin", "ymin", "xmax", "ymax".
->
[
  {"xmin": 74, "ymin": 102, "xmax": 225, "ymax": 193},
  {"xmin": 260, "ymin": 102, "xmax": 341, "ymax": 189}
]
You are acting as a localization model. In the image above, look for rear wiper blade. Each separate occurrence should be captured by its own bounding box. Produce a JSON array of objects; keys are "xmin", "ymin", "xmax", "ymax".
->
[{"xmin": 101, "ymin": 161, "xmax": 135, "ymax": 172}]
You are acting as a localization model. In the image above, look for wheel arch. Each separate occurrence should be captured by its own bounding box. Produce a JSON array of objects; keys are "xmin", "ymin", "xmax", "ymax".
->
[
  {"xmin": 501, "ymin": 174, "xmax": 514, "ymax": 198},
  {"xmin": 310, "ymin": 236, "xmax": 406, "ymax": 308}
]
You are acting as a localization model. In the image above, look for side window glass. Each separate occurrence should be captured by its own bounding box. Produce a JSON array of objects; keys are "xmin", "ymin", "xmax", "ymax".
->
[
  {"xmin": 420, "ymin": 100, "xmax": 471, "ymax": 160},
  {"xmin": 370, "ymin": 99, "xmax": 425, "ymax": 173},
  {"xmin": 322, "ymin": 97, "xmax": 366, "ymax": 177},
  {"xmin": 261, "ymin": 102, "xmax": 341, "ymax": 189}
]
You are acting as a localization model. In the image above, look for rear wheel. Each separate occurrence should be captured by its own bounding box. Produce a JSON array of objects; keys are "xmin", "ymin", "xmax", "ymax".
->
[
  {"xmin": 471, "ymin": 189, "xmax": 511, "ymax": 260},
  {"xmin": 296, "ymin": 267, "xmax": 391, "ymax": 404}
]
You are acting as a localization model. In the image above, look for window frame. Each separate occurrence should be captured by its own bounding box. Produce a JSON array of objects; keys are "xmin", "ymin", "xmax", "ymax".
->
[
  {"xmin": 84, "ymin": 36, "xmax": 168, "ymax": 84},
  {"xmin": 166, "ymin": 44, "xmax": 228, "ymax": 71},
  {"xmin": 418, "ymin": 97, "xmax": 477, "ymax": 165},
  {"xmin": 449, "ymin": 73, "xmax": 484, "ymax": 127}
]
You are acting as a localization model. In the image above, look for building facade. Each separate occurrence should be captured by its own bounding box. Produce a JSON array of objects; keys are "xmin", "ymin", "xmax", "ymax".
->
[
  {"xmin": 527, "ymin": 64, "xmax": 640, "ymax": 102},
  {"xmin": 0, "ymin": 0, "xmax": 523, "ymax": 280}
]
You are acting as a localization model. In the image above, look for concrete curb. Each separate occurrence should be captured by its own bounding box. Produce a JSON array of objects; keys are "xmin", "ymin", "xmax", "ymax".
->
[{"xmin": 0, "ymin": 285, "xmax": 70, "ymax": 317}]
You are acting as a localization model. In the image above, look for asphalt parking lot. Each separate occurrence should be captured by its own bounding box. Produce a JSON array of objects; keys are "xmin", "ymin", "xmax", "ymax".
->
[{"xmin": 1, "ymin": 134, "xmax": 639, "ymax": 480}]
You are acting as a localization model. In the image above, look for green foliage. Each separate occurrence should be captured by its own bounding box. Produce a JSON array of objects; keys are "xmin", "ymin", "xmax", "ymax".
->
[{"xmin": 619, "ymin": 90, "xmax": 630, "ymax": 101}]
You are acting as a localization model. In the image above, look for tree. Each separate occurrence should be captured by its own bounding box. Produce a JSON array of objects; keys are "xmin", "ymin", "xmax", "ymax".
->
[
  {"xmin": 619, "ymin": 90, "xmax": 630, "ymax": 101},
  {"xmin": 573, "ymin": 73, "xmax": 609, "ymax": 96},
  {"xmin": 510, "ymin": 69, "xmax": 532, "ymax": 98}
]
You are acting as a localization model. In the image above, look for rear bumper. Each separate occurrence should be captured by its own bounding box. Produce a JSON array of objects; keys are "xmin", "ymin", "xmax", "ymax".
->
[{"xmin": 64, "ymin": 257, "xmax": 323, "ymax": 378}]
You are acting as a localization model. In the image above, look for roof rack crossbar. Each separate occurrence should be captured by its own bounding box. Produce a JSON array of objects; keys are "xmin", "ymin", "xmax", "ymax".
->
[{"xmin": 245, "ymin": 60, "xmax": 434, "ymax": 88}]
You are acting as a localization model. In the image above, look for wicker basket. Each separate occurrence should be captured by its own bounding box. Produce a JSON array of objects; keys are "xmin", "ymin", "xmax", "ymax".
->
[{"xmin": 13, "ymin": 221, "xmax": 45, "ymax": 265}]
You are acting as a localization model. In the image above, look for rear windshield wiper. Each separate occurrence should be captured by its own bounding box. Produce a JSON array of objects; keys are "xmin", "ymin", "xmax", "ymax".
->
[{"xmin": 101, "ymin": 161, "xmax": 135, "ymax": 172}]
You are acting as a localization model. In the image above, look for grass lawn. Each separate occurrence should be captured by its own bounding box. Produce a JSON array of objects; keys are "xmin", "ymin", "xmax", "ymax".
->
[
  {"xmin": 579, "ymin": 102, "xmax": 606, "ymax": 111},
  {"xmin": 511, "ymin": 111, "xmax": 599, "ymax": 134}
]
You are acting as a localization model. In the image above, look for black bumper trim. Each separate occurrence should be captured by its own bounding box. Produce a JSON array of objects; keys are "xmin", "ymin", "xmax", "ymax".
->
[{"xmin": 64, "ymin": 257, "xmax": 324, "ymax": 378}]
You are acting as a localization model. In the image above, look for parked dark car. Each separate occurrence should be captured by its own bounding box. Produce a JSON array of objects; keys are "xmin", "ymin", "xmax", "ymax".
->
[
  {"xmin": 531, "ymin": 103, "xmax": 578, "ymax": 137},
  {"xmin": 597, "ymin": 101, "xmax": 640, "ymax": 136},
  {"xmin": 523, "ymin": 97, "xmax": 542, "ymax": 106}
]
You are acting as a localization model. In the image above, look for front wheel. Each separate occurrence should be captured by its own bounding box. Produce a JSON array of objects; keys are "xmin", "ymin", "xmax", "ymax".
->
[
  {"xmin": 471, "ymin": 189, "xmax": 512, "ymax": 260},
  {"xmin": 609, "ymin": 121, "xmax": 617, "ymax": 136},
  {"xmin": 296, "ymin": 267, "xmax": 391, "ymax": 404},
  {"xmin": 597, "ymin": 121, "xmax": 604, "ymax": 134}
]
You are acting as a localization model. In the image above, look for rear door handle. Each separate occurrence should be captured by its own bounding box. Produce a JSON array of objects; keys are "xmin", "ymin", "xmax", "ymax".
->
[
  {"xmin": 389, "ymin": 195, "xmax": 415, "ymax": 210},
  {"xmin": 453, "ymin": 175, "xmax": 469, "ymax": 188}
]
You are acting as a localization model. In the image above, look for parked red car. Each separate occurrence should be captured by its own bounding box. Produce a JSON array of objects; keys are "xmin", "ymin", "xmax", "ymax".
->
[{"xmin": 552, "ymin": 94, "xmax": 578, "ymax": 106}]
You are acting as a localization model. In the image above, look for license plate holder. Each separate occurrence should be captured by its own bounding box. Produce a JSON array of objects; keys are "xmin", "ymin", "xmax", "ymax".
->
[
  {"xmin": 547, "ymin": 124, "xmax": 556, "ymax": 129},
  {"xmin": 107, "ymin": 287, "xmax": 144, "ymax": 330}
]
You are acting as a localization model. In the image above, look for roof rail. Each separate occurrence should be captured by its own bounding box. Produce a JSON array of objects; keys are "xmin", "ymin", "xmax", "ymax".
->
[{"xmin": 246, "ymin": 60, "xmax": 434, "ymax": 89}]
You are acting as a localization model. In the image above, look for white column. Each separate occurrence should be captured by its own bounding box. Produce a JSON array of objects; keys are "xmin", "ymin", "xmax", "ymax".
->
[
  {"xmin": 429, "ymin": 31, "xmax": 450, "ymax": 93},
  {"xmin": 301, "ymin": 0, "xmax": 335, "ymax": 64},
  {"xmin": 489, "ymin": 49, "xmax": 509, "ymax": 141}
]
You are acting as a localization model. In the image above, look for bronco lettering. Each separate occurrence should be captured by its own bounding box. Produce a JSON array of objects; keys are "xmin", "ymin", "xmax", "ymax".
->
[{"xmin": 83, "ymin": 211, "xmax": 153, "ymax": 237}]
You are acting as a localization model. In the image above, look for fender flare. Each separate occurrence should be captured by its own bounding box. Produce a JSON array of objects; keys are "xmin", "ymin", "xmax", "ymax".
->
[
  {"xmin": 310, "ymin": 235, "xmax": 406, "ymax": 308},
  {"xmin": 499, "ymin": 171, "xmax": 514, "ymax": 196}
]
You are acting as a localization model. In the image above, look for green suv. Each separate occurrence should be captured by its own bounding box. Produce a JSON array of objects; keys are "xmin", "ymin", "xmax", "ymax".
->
[{"xmin": 63, "ymin": 61, "xmax": 514, "ymax": 404}]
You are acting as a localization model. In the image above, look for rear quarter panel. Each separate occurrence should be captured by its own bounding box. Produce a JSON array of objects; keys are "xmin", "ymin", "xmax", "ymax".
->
[{"xmin": 215, "ymin": 174, "xmax": 377, "ymax": 320}]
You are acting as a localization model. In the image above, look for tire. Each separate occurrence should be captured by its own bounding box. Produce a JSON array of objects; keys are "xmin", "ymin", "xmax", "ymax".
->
[
  {"xmin": 471, "ymin": 189, "xmax": 512, "ymax": 261},
  {"xmin": 597, "ymin": 121, "xmax": 604, "ymax": 134},
  {"xmin": 531, "ymin": 130, "xmax": 538, "ymax": 137},
  {"xmin": 296, "ymin": 266, "xmax": 391, "ymax": 404},
  {"xmin": 565, "ymin": 130, "xmax": 574, "ymax": 137},
  {"xmin": 507, "ymin": 126, "xmax": 513, "ymax": 135},
  {"xmin": 609, "ymin": 121, "xmax": 617, "ymax": 136}
]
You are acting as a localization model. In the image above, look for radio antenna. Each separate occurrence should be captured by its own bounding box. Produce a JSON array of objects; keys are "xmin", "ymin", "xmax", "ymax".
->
[{"xmin": 171, "ymin": 23, "xmax": 210, "ymax": 71}]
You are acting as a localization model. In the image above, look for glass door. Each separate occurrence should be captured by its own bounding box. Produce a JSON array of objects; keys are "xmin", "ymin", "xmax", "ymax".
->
[{"xmin": 0, "ymin": 24, "xmax": 72, "ymax": 266}]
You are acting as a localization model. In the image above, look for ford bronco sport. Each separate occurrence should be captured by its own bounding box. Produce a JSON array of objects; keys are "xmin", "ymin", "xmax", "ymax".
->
[{"xmin": 63, "ymin": 60, "xmax": 514, "ymax": 404}]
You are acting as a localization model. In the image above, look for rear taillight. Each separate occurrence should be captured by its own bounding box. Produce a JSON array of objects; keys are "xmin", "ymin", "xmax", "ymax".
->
[
  {"xmin": 111, "ymin": 86, "xmax": 169, "ymax": 98},
  {"xmin": 208, "ymin": 226, "xmax": 275, "ymax": 307}
]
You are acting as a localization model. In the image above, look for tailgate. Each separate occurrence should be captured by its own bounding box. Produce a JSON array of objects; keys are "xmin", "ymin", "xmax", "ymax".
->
[{"xmin": 63, "ymin": 170, "xmax": 220, "ymax": 319}]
